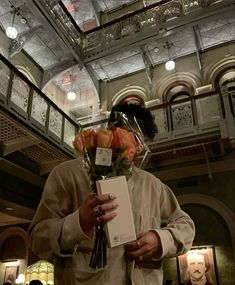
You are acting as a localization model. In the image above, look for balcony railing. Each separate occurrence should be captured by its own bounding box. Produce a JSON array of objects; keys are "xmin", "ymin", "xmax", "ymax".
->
[
  {"xmin": 0, "ymin": 54, "xmax": 79, "ymax": 157},
  {"xmin": 83, "ymin": 83, "xmax": 235, "ymax": 151},
  {"xmin": 150, "ymin": 91, "xmax": 224, "ymax": 146},
  {"xmin": 1, "ymin": 53, "xmax": 234, "ymax": 158},
  {"xmin": 36, "ymin": 0, "xmax": 229, "ymax": 61},
  {"xmin": 83, "ymin": 0, "xmax": 226, "ymax": 59}
]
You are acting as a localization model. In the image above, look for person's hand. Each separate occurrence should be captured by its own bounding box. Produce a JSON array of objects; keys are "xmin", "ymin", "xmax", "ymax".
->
[
  {"xmin": 125, "ymin": 231, "xmax": 162, "ymax": 263},
  {"xmin": 79, "ymin": 193, "xmax": 118, "ymax": 232}
]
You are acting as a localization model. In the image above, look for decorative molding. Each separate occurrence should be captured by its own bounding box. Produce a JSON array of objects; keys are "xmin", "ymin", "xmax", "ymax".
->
[
  {"xmin": 0, "ymin": 227, "xmax": 27, "ymax": 249},
  {"xmin": 14, "ymin": 65, "xmax": 37, "ymax": 86},
  {"xmin": 111, "ymin": 85, "xmax": 147, "ymax": 107},
  {"xmin": 208, "ymin": 56, "xmax": 235, "ymax": 85},
  {"xmin": 156, "ymin": 72, "xmax": 201, "ymax": 98}
]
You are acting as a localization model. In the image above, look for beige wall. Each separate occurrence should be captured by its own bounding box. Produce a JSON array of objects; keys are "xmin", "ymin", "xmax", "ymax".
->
[{"xmin": 43, "ymin": 82, "xmax": 66, "ymax": 109}]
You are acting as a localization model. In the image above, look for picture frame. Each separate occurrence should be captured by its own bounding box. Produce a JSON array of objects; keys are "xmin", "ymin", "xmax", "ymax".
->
[
  {"xmin": 3, "ymin": 265, "xmax": 19, "ymax": 284},
  {"xmin": 177, "ymin": 246, "xmax": 218, "ymax": 285}
]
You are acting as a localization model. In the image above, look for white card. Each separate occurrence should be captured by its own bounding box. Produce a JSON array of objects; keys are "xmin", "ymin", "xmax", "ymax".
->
[{"xmin": 95, "ymin": 147, "xmax": 112, "ymax": 166}]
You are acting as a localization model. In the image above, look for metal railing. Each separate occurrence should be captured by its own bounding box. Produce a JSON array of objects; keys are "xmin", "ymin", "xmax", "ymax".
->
[
  {"xmin": 0, "ymin": 54, "xmax": 79, "ymax": 157},
  {"xmin": 1, "ymin": 54, "xmax": 234, "ymax": 155},
  {"xmin": 83, "ymin": 0, "xmax": 226, "ymax": 58},
  {"xmin": 35, "ymin": 0, "xmax": 229, "ymax": 61},
  {"xmin": 82, "ymin": 85, "xmax": 235, "ymax": 149}
]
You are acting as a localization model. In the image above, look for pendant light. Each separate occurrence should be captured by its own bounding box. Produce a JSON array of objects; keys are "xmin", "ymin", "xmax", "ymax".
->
[
  {"xmin": 67, "ymin": 91, "xmax": 77, "ymax": 101},
  {"xmin": 66, "ymin": 74, "xmax": 77, "ymax": 101},
  {"xmin": 165, "ymin": 60, "xmax": 175, "ymax": 71},
  {"xmin": 6, "ymin": 6, "xmax": 19, "ymax": 40},
  {"xmin": 164, "ymin": 41, "xmax": 175, "ymax": 71}
]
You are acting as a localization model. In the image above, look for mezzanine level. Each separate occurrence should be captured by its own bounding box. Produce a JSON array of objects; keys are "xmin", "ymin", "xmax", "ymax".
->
[{"xmin": 0, "ymin": 53, "xmax": 235, "ymax": 213}]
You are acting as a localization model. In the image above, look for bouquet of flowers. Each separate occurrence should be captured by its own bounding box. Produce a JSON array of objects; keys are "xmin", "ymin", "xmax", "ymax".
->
[{"xmin": 73, "ymin": 112, "xmax": 150, "ymax": 268}]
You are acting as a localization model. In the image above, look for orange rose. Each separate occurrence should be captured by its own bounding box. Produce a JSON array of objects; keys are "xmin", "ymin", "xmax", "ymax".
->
[
  {"xmin": 111, "ymin": 128, "xmax": 120, "ymax": 149},
  {"xmin": 97, "ymin": 129, "xmax": 113, "ymax": 148},
  {"xmin": 73, "ymin": 133, "xmax": 84, "ymax": 153},
  {"xmin": 122, "ymin": 146, "xmax": 137, "ymax": 161},
  {"xmin": 112, "ymin": 128, "xmax": 137, "ymax": 150},
  {"xmin": 83, "ymin": 128, "xmax": 96, "ymax": 149},
  {"xmin": 111, "ymin": 127, "xmax": 138, "ymax": 161}
]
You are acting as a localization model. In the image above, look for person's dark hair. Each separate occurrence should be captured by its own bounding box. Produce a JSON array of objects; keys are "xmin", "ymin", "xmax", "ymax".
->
[
  {"xmin": 3, "ymin": 282, "xmax": 12, "ymax": 285},
  {"xmin": 109, "ymin": 102, "xmax": 157, "ymax": 139},
  {"xmin": 29, "ymin": 280, "xmax": 43, "ymax": 285}
]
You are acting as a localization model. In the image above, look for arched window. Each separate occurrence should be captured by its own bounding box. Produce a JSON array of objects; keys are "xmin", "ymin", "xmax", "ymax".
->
[
  {"xmin": 119, "ymin": 95, "xmax": 144, "ymax": 106},
  {"xmin": 214, "ymin": 67, "xmax": 235, "ymax": 88},
  {"xmin": 215, "ymin": 67, "xmax": 235, "ymax": 116},
  {"xmin": 164, "ymin": 83, "xmax": 195, "ymax": 131}
]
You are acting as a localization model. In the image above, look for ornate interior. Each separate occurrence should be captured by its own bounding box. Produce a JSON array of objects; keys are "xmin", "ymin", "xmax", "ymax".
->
[
  {"xmin": 0, "ymin": 0, "xmax": 234, "ymax": 227},
  {"xmin": 0, "ymin": 1, "xmax": 235, "ymax": 284}
]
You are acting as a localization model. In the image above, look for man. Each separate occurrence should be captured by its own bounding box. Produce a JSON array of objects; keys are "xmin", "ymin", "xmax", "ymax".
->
[
  {"xmin": 186, "ymin": 251, "xmax": 213, "ymax": 285},
  {"xmin": 28, "ymin": 102, "xmax": 195, "ymax": 285}
]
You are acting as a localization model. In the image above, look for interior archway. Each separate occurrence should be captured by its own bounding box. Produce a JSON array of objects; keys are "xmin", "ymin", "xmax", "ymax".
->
[
  {"xmin": 111, "ymin": 86, "xmax": 147, "ymax": 108},
  {"xmin": 177, "ymin": 193, "xmax": 235, "ymax": 257}
]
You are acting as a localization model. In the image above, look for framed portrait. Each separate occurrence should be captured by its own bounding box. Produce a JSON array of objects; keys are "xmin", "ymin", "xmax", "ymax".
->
[
  {"xmin": 177, "ymin": 246, "xmax": 218, "ymax": 285},
  {"xmin": 4, "ymin": 265, "xmax": 19, "ymax": 284}
]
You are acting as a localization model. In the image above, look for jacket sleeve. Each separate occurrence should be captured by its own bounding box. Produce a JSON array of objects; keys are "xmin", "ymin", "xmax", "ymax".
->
[
  {"xmin": 153, "ymin": 180, "xmax": 195, "ymax": 259},
  {"xmin": 28, "ymin": 163, "xmax": 92, "ymax": 261}
]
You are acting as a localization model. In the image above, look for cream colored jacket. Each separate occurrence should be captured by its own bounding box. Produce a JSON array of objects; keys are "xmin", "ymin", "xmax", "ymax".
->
[{"xmin": 28, "ymin": 159, "xmax": 195, "ymax": 285}]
